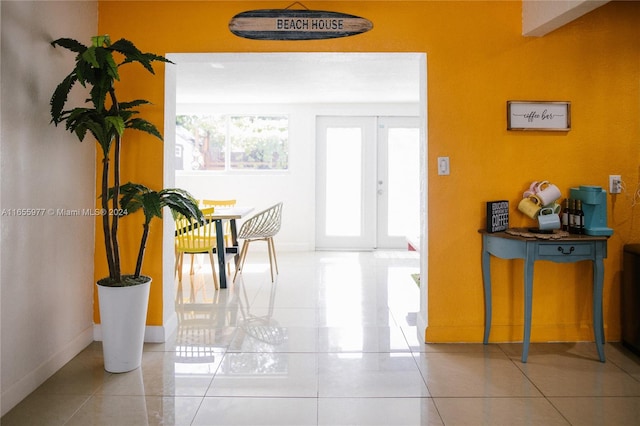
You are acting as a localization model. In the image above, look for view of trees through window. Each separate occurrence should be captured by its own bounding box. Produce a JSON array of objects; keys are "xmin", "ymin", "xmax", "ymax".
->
[{"xmin": 176, "ymin": 115, "xmax": 289, "ymax": 171}]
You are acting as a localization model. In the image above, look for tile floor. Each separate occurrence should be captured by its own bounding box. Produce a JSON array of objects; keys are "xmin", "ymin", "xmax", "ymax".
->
[{"xmin": 3, "ymin": 251, "xmax": 640, "ymax": 425}]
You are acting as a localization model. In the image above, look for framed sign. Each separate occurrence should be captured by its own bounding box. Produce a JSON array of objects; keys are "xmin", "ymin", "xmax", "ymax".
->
[{"xmin": 507, "ymin": 101, "xmax": 571, "ymax": 131}]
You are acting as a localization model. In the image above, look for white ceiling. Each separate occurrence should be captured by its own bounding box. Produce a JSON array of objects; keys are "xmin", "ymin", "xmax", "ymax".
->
[
  {"xmin": 174, "ymin": 53, "xmax": 422, "ymax": 105},
  {"xmin": 523, "ymin": 0, "xmax": 609, "ymax": 36},
  {"xmin": 172, "ymin": 1, "xmax": 608, "ymax": 105}
]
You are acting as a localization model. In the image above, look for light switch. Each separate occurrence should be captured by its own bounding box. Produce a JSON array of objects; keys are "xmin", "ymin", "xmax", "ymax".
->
[{"xmin": 437, "ymin": 156, "xmax": 450, "ymax": 175}]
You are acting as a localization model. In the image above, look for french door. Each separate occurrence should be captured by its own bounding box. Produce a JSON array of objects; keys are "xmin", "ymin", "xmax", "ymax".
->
[{"xmin": 316, "ymin": 116, "xmax": 420, "ymax": 250}]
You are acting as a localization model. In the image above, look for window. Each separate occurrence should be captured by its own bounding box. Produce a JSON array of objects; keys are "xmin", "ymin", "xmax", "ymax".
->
[{"xmin": 175, "ymin": 115, "xmax": 289, "ymax": 171}]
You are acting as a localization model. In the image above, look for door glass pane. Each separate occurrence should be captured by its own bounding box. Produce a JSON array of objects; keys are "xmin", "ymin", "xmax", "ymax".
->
[
  {"xmin": 325, "ymin": 128, "xmax": 362, "ymax": 236},
  {"xmin": 387, "ymin": 128, "xmax": 420, "ymax": 237}
]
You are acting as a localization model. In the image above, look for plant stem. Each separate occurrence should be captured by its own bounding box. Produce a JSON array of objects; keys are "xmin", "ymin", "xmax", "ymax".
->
[
  {"xmin": 101, "ymin": 156, "xmax": 116, "ymax": 281},
  {"xmin": 135, "ymin": 223, "xmax": 150, "ymax": 278},
  {"xmin": 108, "ymin": 88, "xmax": 121, "ymax": 281}
]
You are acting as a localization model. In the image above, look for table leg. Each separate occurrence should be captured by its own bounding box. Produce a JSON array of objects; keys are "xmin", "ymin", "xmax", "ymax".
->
[
  {"xmin": 230, "ymin": 219, "xmax": 239, "ymax": 267},
  {"xmin": 593, "ymin": 258, "xmax": 606, "ymax": 362},
  {"xmin": 481, "ymin": 238, "xmax": 492, "ymax": 344},
  {"xmin": 522, "ymin": 245, "xmax": 536, "ymax": 363},
  {"xmin": 214, "ymin": 219, "xmax": 227, "ymax": 289}
]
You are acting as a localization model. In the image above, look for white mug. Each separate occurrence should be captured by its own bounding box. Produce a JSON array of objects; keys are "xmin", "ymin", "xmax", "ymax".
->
[{"xmin": 534, "ymin": 183, "xmax": 562, "ymax": 206}]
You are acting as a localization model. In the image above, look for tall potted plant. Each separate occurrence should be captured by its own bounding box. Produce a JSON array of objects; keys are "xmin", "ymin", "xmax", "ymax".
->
[{"xmin": 50, "ymin": 35, "xmax": 202, "ymax": 372}]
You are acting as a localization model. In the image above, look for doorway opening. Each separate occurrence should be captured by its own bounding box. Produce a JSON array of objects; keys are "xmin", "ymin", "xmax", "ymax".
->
[{"xmin": 163, "ymin": 52, "xmax": 428, "ymax": 339}]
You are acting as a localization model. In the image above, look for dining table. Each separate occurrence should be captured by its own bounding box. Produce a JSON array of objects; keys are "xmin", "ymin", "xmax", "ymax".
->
[{"xmin": 209, "ymin": 206, "xmax": 254, "ymax": 289}]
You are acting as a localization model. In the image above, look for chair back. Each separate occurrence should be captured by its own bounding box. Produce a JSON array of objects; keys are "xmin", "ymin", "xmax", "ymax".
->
[
  {"xmin": 238, "ymin": 202, "xmax": 283, "ymax": 240},
  {"xmin": 201, "ymin": 199, "xmax": 236, "ymax": 209},
  {"xmin": 201, "ymin": 200, "xmax": 237, "ymax": 244},
  {"xmin": 175, "ymin": 206, "xmax": 217, "ymax": 252}
]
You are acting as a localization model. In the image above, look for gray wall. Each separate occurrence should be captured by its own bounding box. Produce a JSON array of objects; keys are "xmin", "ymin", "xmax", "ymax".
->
[{"xmin": 1, "ymin": 0, "xmax": 97, "ymax": 415}]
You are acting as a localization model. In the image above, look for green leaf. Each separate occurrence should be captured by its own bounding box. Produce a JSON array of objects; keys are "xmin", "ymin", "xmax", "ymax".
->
[
  {"xmin": 118, "ymin": 183, "xmax": 145, "ymax": 214},
  {"xmin": 160, "ymin": 189, "xmax": 203, "ymax": 222},
  {"xmin": 74, "ymin": 60, "xmax": 92, "ymax": 87},
  {"xmin": 89, "ymin": 84, "xmax": 108, "ymax": 113},
  {"xmin": 105, "ymin": 116, "xmax": 125, "ymax": 136},
  {"xmin": 119, "ymin": 99, "xmax": 150, "ymax": 110},
  {"xmin": 126, "ymin": 118, "xmax": 163, "ymax": 141},
  {"xmin": 92, "ymin": 47, "xmax": 119, "ymax": 82},
  {"xmin": 109, "ymin": 38, "xmax": 173, "ymax": 74},
  {"xmin": 142, "ymin": 192, "xmax": 163, "ymax": 223},
  {"xmin": 50, "ymin": 73, "xmax": 77, "ymax": 124},
  {"xmin": 109, "ymin": 38, "xmax": 152, "ymax": 73},
  {"xmin": 91, "ymin": 35, "xmax": 111, "ymax": 48},
  {"xmin": 81, "ymin": 46, "xmax": 99, "ymax": 68},
  {"xmin": 51, "ymin": 38, "xmax": 87, "ymax": 53},
  {"xmin": 73, "ymin": 124, "xmax": 88, "ymax": 142},
  {"xmin": 105, "ymin": 52, "xmax": 120, "ymax": 81}
]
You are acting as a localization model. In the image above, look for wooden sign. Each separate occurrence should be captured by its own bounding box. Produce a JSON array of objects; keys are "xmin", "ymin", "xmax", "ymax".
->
[
  {"xmin": 229, "ymin": 8, "xmax": 373, "ymax": 40},
  {"xmin": 507, "ymin": 101, "xmax": 571, "ymax": 131}
]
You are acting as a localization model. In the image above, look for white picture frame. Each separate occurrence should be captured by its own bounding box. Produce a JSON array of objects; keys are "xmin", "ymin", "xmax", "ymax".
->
[{"xmin": 507, "ymin": 101, "xmax": 571, "ymax": 131}]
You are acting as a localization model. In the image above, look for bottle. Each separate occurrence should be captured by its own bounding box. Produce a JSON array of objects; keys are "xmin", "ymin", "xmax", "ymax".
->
[
  {"xmin": 561, "ymin": 198, "xmax": 570, "ymax": 231},
  {"xmin": 575, "ymin": 200, "xmax": 585, "ymax": 234},
  {"xmin": 569, "ymin": 199, "xmax": 577, "ymax": 233}
]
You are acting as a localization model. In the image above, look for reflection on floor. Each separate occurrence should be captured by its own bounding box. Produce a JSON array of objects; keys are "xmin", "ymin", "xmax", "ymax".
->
[{"xmin": 3, "ymin": 251, "xmax": 640, "ymax": 425}]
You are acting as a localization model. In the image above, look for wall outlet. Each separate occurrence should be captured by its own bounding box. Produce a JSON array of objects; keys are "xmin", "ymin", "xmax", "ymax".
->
[{"xmin": 609, "ymin": 175, "xmax": 622, "ymax": 194}]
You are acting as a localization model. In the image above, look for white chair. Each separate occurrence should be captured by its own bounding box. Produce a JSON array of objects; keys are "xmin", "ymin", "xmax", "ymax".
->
[{"xmin": 233, "ymin": 202, "xmax": 283, "ymax": 283}]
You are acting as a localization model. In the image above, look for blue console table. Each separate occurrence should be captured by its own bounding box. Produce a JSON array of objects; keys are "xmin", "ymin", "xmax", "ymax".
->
[{"xmin": 480, "ymin": 229, "xmax": 608, "ymax": 363}]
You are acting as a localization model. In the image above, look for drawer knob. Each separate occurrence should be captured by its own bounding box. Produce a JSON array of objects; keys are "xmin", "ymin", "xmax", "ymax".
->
[{"xmin": 558, "ymin": 246, "xmax": 575, "ymax": 255}]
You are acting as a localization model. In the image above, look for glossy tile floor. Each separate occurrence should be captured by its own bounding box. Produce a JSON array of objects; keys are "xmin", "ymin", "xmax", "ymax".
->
[{"xmin": 3, "ymin": 251, "xmax": 640, "ymax": 425}]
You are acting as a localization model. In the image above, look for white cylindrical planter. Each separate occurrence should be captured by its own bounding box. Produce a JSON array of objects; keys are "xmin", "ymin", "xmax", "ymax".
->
[{"xmin": 97, "ymin": 277, "xmax": 151, "ymax": 373}]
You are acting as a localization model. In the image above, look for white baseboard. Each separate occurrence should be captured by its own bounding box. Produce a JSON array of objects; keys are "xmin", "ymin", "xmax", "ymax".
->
[
  {"xmin": 93, "ymin": 314, "xmax": 178, "ymax": 344},
  {"xmin": 417, "ymin": 314, "xmax": 428, "ymax": 344},
  {"xmin": 241, "ymin": 242, "xmax": 312, "ymax": 252},
  {"xmin": 1, "ymin": 326, "xmax": 94, "ymax": 417}
]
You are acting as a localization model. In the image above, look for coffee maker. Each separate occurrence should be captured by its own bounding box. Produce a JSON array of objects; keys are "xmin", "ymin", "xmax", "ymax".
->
[{"xmin": 569, "ymin": 185, "xmax": 613, "ymax": 236}]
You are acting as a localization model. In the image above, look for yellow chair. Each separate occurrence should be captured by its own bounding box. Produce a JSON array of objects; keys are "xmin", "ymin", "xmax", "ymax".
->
[
  {"xmin": 201, "ymin": 199, "xmax": 237, "ymax": 274},
  {"xmin": 201, "ymin": 199, "xmax": 236, "ymax": 209},
  {"xmin": 175, "ymin": 206, "xmax": 220, "ymax": 290},
  {"xmin": 200, "ymin": 199, "xmax": 237, "ymax": 246},
  {"xmin": 233, "ymin": 202, "xmax": 283, "ymax": 283}
]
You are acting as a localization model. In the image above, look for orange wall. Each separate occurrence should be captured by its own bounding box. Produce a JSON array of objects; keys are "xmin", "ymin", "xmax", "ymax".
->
[{"xmin": 97, "ymin": 1, "xmax": 640, "ymax": 343}]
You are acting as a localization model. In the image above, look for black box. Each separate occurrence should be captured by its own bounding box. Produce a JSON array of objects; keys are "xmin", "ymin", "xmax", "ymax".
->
[{"xmin": 486, "ymin": 200, "xmax": 509, "ymax": 233}]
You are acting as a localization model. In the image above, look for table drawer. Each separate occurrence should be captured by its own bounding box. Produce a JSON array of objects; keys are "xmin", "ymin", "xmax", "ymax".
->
[{"xmin": 538, "ymin": 242, "xmax": 593, "ymax": 257}]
